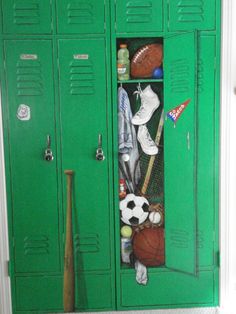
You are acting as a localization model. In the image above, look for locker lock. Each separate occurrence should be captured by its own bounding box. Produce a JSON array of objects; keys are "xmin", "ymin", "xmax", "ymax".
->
[
  {"xmin": 96, "ymin": 134, "xmax": 105, "ymax": 161},
  {"xmin": 44, "ymin": 135, "xmax": 54, "ymax": 162}
]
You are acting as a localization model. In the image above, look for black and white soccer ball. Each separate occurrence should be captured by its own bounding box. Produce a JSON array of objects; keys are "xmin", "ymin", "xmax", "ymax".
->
[{"xmin": 120, "ymin": 193, "xmax": 149, "ymax": 226}]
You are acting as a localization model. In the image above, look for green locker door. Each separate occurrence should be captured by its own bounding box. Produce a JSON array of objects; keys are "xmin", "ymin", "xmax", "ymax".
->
[
  {"xmin": 115, "ymin": 0, "xmax": 163, "ymax": 33},
  {"xmin": 4, "ymin": 40, "xmax": 62, "ymax": 312},
  {"xmin": 58, "ymin": 38, "xmax": 114, "ymax": 310},
  {"xmin": 164, "ymin": 32, "xmax": 197, "ymax": 275},
  {"xmin": 56, "ymin": 0, "xmax": 105, "ymax": 34},
  {"xmin": 2, "ymin": 0, "xmax": 52, "ymax": 34},
  {"xmin": 168, "ymin": 0, "xmax": 216, "ymax": 31}
]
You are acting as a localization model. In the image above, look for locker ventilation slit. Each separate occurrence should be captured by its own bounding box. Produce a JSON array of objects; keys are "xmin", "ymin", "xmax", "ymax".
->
[
  {"xmin": 23, "ymin": 235, "xmax": 49, "ymax": 255},
  {"xmin": 16, "ymin": 60, "xmax": 43, "ymax": 96},
  {"xmin": 67, "ymin": 2, "xmax": 93, "ymax": 25},
  {"xmin": 74, "ymin": 234, "xmax": 100, "ymax": 253},
  {"xmin": 69, "ymin": 60, "xmax": 95, "ymax": 95},
  {"xmin": 197, "ymin": 59, "xmax": 204, "ymax": 93},
  {"xmin": 170, "ymin": 59, "xmax": 190, "ymax": 93},
  {"xmin": 197, "ymin": 230, "xmax": 204, "ymax": 249},
  {"xmin": 13, "ymin": 1, "xmax": 40, "ymax": 25},
  {"xmin": 125, "ymin": 1, "xmax": 153, "ymax": 24},
  {"xmin": 176, "ymin": 0, "xmax": 204, "ymax": 23},
  {"xmin": 169, "ymin": 229, "xmax": 190, "ymax": 249}
]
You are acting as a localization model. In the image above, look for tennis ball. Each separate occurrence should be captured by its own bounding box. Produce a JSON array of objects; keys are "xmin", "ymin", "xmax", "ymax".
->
[{"xmin": 121, "ymin": 225, "xmax": 132, "ymax": 238}]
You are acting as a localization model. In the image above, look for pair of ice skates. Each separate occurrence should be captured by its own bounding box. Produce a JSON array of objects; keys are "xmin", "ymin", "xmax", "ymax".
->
[{"xmin": 132, "ymin": 85, "xmax": 160, "ymax": 155}]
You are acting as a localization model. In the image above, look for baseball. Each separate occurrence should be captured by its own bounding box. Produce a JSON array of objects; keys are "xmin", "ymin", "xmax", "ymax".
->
[{"xmin": 149, "ymin": 211, "xmax": 161, "ymax": 224}]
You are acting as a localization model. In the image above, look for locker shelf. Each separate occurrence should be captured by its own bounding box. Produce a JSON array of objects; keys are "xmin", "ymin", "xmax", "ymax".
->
[{"xmin": 117, "ymin": 79, "xmax": 163, "ymax": 84}]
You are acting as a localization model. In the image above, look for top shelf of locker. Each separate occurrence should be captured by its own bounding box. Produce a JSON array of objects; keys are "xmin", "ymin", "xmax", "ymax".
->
[{"xmin": 117, "ymin": 79, "xmax": 163, "ymax": 84}]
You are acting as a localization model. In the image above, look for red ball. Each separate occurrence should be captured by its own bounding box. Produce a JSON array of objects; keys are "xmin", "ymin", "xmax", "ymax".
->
[{"xmin": 133, "ymin": 227, "xmax": 165, "ymax": 267}]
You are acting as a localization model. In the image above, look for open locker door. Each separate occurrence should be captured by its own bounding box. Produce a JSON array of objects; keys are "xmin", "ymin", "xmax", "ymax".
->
[{"xmin": 164, "ymin": 32, "xmax": 197, "ymax": 275}]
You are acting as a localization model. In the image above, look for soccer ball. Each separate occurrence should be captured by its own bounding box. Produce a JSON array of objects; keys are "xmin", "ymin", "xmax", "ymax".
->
[{"xmin": 120, "ymin": 193, "xmax": 149, "ymax": 226}]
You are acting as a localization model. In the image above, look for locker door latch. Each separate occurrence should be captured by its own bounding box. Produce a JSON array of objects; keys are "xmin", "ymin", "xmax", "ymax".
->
[
  {"xmin": 96, "ymin": 134, "xmax": 105, "ymax": 161},
  {"xmin": 44, "ymin": 135, "xmax": 54, "ymax": 162}
]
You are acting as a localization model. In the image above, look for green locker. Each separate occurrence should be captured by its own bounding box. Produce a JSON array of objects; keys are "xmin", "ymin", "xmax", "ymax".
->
[
  {"xmin": 115, "ymin": 0, "xmax": 163, "ymax": 33},
  {"xmin": 2, "ymin": 0, "xmax": 52, "ymax": 34},
  {"xmin": 168, "ymin": 0, "xmax": 216, "ymax": 31},
  {"xmin": 0, "ymin": 0, "xmax": 220, "ymax": 313},
  {"xmin": 58, "ymin": 38, "xmax": 113, "ymax": 271},
  {"xmin": 56, "ymin": 0, "xmax": 105, "ymax": 34}
]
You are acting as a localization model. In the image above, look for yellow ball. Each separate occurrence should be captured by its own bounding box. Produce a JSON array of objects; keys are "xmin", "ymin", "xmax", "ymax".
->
[{"xmin": 121, "ymin": 225, "xmax": 132, "ymax": 238}]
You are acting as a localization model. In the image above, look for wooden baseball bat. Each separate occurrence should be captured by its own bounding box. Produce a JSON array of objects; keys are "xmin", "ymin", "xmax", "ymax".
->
[
  {"xmin": 141, "ymin": 109, "xmax": 164, "ymax": 195},
  {"xmin": 63, "ymin": 170, "xmax": 75, "ymax": 313}
]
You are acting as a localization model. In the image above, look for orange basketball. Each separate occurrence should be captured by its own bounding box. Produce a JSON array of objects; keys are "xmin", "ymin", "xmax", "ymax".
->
[{"xmin": 133, "ymin": 227, "xmax": 165, "ymax": 267}]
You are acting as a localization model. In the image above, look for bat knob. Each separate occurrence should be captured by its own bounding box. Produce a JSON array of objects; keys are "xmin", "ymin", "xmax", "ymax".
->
[{"xmin": 64, "ymin": 170, "xmax": 74, "ymax": 176}]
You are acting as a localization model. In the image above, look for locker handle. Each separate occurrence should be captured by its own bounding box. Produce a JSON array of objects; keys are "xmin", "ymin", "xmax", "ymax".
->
[
  {"xmin": 96, "ymin": 134, "xmax": 105, "ymax": 161},
  {"xmin": 44, "ymin": 135, "xmax": 54, "ymax": 162}
]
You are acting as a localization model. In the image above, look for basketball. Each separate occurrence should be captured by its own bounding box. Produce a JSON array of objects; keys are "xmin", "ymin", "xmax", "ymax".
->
[{"xmin": 133, "ymin": 227, "xmax": 165, "ymax": 267}]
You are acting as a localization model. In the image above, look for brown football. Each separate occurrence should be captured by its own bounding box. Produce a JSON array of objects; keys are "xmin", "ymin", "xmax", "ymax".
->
[
  {"xmin": 131, "ymin": 43, "xmax": 163, "ymax": 78},
  {"xmin": 133, "ymin": 227, "xmax": 165, "ymax": 267}
]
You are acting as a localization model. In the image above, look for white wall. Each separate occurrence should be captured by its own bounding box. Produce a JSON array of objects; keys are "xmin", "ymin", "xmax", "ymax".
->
[{"xmin": 1, "ymin": 1, "xmax": 236, "ymax": 313}]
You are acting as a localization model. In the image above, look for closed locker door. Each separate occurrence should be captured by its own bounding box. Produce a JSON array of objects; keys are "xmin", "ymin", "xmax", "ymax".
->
[
  {"xmin": 4, "ymin": 40, "xmax": 62, "ymax": 312},
  {"xmin": 115, "ymin": 0, "xmax": 163, "ymax": 33},
  {"xmin": 2, "ymin": 0, "xmax": 52, "ymax": 34},
  {"xmin": 168, "ymin": 0, "xmax": 216, "ymax": 31},
  {"xmin": 56, "ymin": 0, "xmax": 105, "ymax": 34},
  {"xmin": 58, "ymin": 38, "xmax": 114, "ymax": 310}
]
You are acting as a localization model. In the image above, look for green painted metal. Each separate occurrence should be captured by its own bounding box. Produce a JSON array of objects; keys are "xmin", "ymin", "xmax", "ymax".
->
[
  {"xmin": 56, "ymin": 0, "xmax": 105, "ymax": 34},
  {"xmin": 0, "ymin": 0, "xmax": 221, "ymax": 312},
  {"xmin": 115, "ymin": 0, "xmax": 163, "ymax": 33},
  {"xmin": 164, "ymin": 32, "xmax": 197, "ymax": 275},
  {"xmin": 168, "ymin": 0, "xmax": 216, "ymax": 31},
  {"xmin": 4, "ymin": 40, "xmax": 60, "ymax": 274},
  {"xmin": 2, "ymin": 0, "xmax": 52, "ymax": 34},
  {"xmin": 120, "ymin": 269, "xmax": 214, "ymax": 308},
  {"xmin": 58, "ymin": 38, "xmax": 112, "ymax": 271},
  {"xmin": 197, "ymin": 35, "xmax": 216, "ymax": 268}
]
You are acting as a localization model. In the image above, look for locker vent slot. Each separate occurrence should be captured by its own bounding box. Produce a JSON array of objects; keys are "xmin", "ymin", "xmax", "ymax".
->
[
  {"xmin": 170, "ymin": 59, "xmax": 190, "ymax": 93},
  {"xmin": 125, "ymin": 1, "xmax": 153, "ymax": 24},
  {"xmin": 176, "ymin": 0, "xmax": 204, "ymax": 23},
  {"xmin": 197, "ymin": 58, "xmax": 204, "ymax": 93},
  {"xmin": 16, "ymin": 60, "xmax": 43, "ymax": 96},
  {"xmin": 74, "ymin": 234, "xmax": 99, "ymax": 253},
  {"xmin": 197, "ymin": 230, "xmax": 204, "ymax": 249},
  {"xmin": 24, "ymin": 235, "xmax": 49, "ymax": 255},
  {"xmin": 169, "ymin": 229, "xmax": 189, "ymax": 248},
  {"xmin": 13, "ymin": 1, "xmax": 40, "ymax": 25},
  {"xmin": 67, "ymin": 2, "xmax": 93, "ymax": 25},
  {"xmin": 69, "ymin": 60, "xmax": 94, "ymax": 95}
]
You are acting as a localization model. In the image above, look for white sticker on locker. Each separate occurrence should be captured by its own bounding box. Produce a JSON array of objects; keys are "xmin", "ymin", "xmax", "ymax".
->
[
  {"xmin": 17, "ymin": 104, "xmax": 31, "ymax": 121},
  {"xmin": 73, "ymin": 54, "xmax": 89, "ymax": 60}
]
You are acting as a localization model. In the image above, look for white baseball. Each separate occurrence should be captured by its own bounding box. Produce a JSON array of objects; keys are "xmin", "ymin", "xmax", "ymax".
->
[{"xmin": 149, "ymin": 211, "xmax": 161, "ymax": 224}]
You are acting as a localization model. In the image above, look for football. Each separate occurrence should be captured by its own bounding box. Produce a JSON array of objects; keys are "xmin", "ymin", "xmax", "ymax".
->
[
  {"xmin": 131, "ymin": 43, "xmax": 163, "ymax": 78},
  {"xmin": 120, "ymin": 193, "xmax": 149, "ymax": 226}
]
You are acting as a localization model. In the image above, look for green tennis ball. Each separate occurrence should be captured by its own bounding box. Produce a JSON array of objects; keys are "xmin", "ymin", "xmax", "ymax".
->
[{"xmin": 121, "ymin": 225, "xmax": 132, "ymax": 238}]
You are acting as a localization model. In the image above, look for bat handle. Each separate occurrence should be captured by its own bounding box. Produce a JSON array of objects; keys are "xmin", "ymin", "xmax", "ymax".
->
[{"xmin": 64, "ymin": 170, "xmax": 75, "ymax": 313}]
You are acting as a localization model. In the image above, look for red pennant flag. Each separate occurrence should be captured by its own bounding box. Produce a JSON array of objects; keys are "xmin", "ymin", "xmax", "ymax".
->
[{"xmin": 167, "ymin": 99, "xmax": 191, "ymax": 124}]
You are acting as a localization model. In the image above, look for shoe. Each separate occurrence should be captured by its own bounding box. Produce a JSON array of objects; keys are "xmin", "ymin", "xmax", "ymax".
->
[
  {"xmin": 137, "ymin": 125, "xmax": 158, "ymax": 155},
  {"xmin": 132, "ymin": 85, "xmax": 160, "ymax": 125}
]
